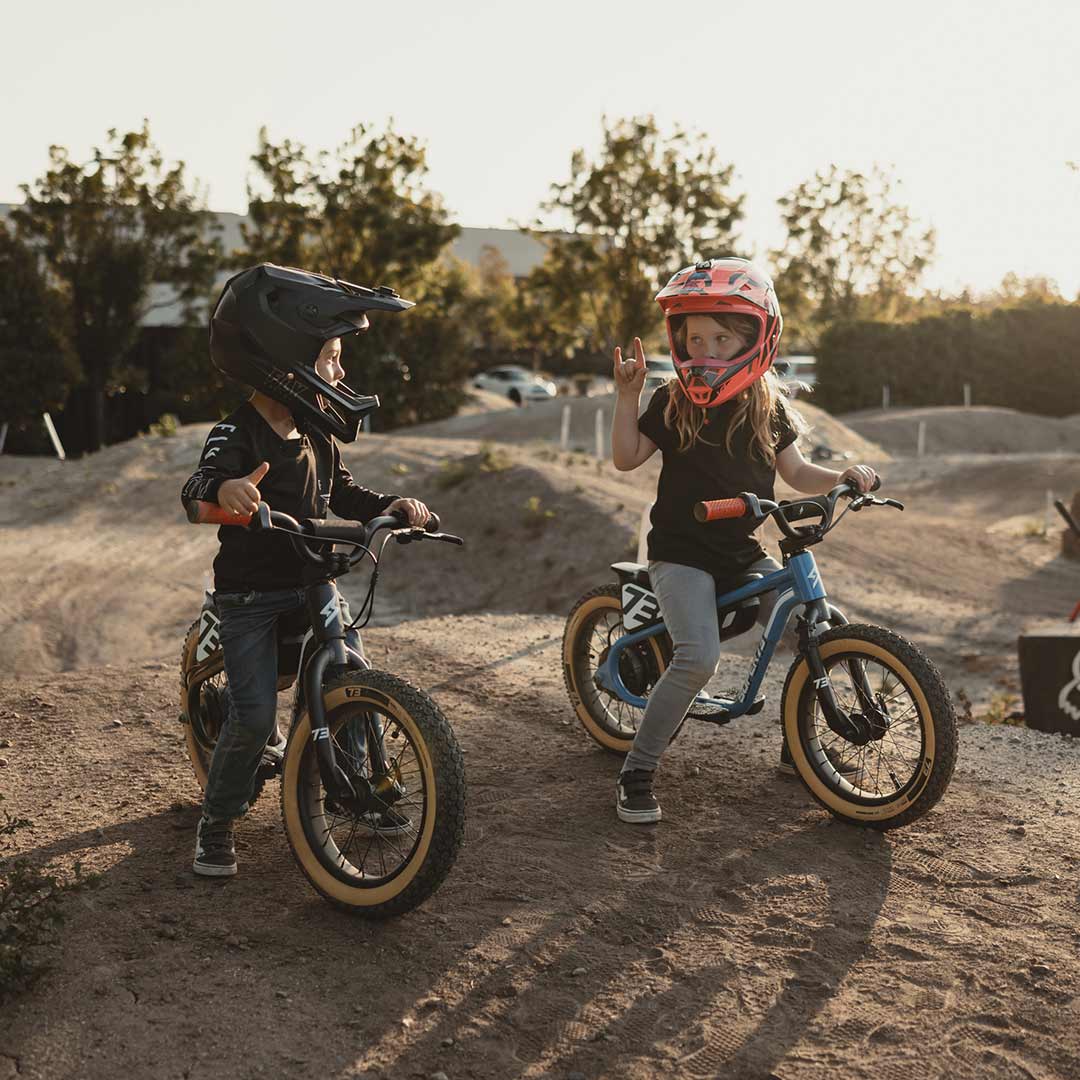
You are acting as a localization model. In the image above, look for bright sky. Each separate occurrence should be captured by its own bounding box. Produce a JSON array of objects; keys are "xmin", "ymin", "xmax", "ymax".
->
[{"xmin": 5, "ymin": 0, "xmax": 1079, "ymax": 298}]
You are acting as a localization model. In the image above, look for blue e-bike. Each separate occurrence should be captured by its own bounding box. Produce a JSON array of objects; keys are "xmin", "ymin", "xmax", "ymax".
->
[{"xmin": 562, "ymin": 481, "xmax": 957, "ymax": 829}]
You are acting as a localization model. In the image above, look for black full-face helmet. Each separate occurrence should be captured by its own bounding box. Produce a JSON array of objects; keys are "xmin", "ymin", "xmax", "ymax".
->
[{"xmin": 209, "ymin": 263, "xmax": 415, "ymax": 442}]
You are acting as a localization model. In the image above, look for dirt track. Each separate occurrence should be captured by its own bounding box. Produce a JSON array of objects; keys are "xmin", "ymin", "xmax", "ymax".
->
[{"xmin": 3, "ymin": 404, "xmax": 1080, "ymax": 1079}]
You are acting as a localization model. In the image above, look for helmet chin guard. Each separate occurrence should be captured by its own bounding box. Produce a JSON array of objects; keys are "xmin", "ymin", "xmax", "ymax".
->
[
  {"xmin": 210, "ymin": 263, "xmax": 415, "ymax": 442},
  {"xmin": 655, "ymin": 257, "xmax": 782, "ymax": 409}
]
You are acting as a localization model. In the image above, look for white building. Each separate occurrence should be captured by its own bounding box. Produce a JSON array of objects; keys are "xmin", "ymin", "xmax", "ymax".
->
[{"xmin": 0, "ymin": 205, "xmax": 548, "ymax": 326}]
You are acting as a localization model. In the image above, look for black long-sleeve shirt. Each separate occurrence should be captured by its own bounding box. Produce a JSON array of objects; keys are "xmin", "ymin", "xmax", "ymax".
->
[{"xmin": 181, "ymin": 402, "xmax": 398, "ymax": 593}]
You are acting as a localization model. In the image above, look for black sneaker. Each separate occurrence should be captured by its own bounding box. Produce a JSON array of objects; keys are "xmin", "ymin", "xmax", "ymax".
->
[
  {"xmin": 356, "ymin": 806, "xmax": 412, "ymax": 836},
  {"xmin": 193, "ymin": 815, "xmax": 237, "ymax": 877},
  {"xmin": 616, "ymin": 769, "xmax": 661, "ymax": 824},
  {"xmin": 778, "ymin": 738, "xmax": 862, "ymax": 779}
]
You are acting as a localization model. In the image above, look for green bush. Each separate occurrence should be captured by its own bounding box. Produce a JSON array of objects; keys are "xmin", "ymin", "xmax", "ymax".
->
[{"xmin": 815, "ymin": 303, "xmax": 1080, "ymax": 415}]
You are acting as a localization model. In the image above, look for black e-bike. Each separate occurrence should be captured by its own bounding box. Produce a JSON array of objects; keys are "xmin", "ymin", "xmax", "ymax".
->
[{"xmin": 180, "ymin": 500, "xmax": 465, "ymax": 916}]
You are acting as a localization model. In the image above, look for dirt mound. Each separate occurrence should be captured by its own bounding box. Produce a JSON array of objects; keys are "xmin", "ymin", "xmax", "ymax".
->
[
  {"xmin": 412, "ymin": 390, "xmax": 888, "ymax": 460},
  {"xmin": 4, "ymin": 422, "xmax": 1080, "ymax": 713},
  {"xmin": 0, "ymin": 428, "xmax": 652, "ymax": 674},
  {"xmin": 843, "ymin": 406, "xmax": 1080, "ymax": 456},
  {"xmin": 785, "ymin": 398, "xmax": 889, "ymax": 460}
]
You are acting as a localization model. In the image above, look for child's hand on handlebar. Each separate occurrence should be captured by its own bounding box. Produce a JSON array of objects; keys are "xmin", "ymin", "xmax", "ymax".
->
[
  {"xmin": 838, "ymin": 464, "xmax": 878, "ymax": 493},
  {"xmin": 218, "ymin": 462, "xmax": 269, "ymax": 515},
  {"xmin": 386, "ymin": 497, "xmax": 432, "ymax": 527}
]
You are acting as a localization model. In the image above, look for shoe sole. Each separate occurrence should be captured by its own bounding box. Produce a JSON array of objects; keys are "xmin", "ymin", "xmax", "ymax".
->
[
  {"xmin": 617, "ymin": 805, "xmax": 662, "ymax": 824},
  {"xmin": 352, "ymin": 812, "xmax": 410, "ymax": 838},
  {"xmin": 192, "ymin": 860, "xmax": 237, "ymax": 877},
  {"xmin": 353, "ymin": 821, "xmax": 412, "ymax": 837},
  {"xmin": 777, "ymin": 761, "xmax": 861, "ymax": 779}
]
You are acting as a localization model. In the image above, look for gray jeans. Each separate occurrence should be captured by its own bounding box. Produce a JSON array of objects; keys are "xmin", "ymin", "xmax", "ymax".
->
[{"xmin": 621, "ymin": 556, "xmax": 783, "ymax": 775}]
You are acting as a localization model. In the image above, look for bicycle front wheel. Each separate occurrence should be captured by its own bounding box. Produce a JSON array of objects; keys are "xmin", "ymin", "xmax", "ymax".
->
[
  {"xmin": 280, "ymin": 669, "xmax": 465, "ymax": 917},
  {"xmin": 781, "ymin": 623, "xmax": 957, "ymax": 830}
]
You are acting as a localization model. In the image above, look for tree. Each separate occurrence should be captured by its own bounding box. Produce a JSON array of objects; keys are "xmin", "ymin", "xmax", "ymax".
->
[
  {"xmin": 237, "ymin": 123, "xmax": 468, "ymax": 427},
  {"xmin": 11, "ymin": 123, "xmax": 220, "ymax": 451},
  {"xmin": 0, "ymin": 222, "xmax": 79, "ymax": 442},
  {"xmin": 531, "ymin": 115, "xmax": 746, "ymax": 358},
  {"xmin": 983, "ymin": 272, "xmax": 1064, "ymax": 307},
  {"xmin": 773, "ymin": 165, "xmax": 935, "ymax": 345}
]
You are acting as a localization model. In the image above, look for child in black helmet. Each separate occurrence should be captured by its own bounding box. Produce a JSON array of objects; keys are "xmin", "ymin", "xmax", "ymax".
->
[{"xmin": 181, "ymin": 264, "xmax": 432, "ymax": 877}]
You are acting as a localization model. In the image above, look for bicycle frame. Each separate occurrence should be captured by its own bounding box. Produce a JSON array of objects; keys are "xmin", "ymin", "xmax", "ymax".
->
[{"xmin": 595, "ymin": 549, "xmax": 832, "ymax": 717}]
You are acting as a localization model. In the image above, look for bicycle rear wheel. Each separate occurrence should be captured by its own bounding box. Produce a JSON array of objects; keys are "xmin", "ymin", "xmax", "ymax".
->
[
  {"xmin": 562, "ymin": 585, "xmax": 671, "ymax": 754},
  {"xmin": 280, "ymin": 669, "xmax": 465, "ymax": 917},
  {"xmin": 781, "ymin": 623, "xmax": 957, "ymax": 830},
  {"xmin": 179, "ymin": 618, "xmax": 228, "ymax": 792}
]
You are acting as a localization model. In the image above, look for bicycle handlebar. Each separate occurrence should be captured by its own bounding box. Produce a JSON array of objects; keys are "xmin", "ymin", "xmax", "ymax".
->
[
  {"xmin": 693, "ymin": 496, "xmax": 749, "ymax": 522},
  {"xmin": 184, "ymin": 499, "xmax": 460, "ymax": 569},
  {"xmin": 693, "ymin": 477, "xmax": 895, "ymax": 543},
  {"xmin": 186, "ymin": 500, "xmax": 254, "ymax": 526}
]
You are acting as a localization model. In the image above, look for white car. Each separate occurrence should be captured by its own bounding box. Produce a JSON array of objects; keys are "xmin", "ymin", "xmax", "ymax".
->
[
  {"xmin": 643, "ymin": 357, "xmax": 675, "ymax": 397},
  {"xmin": 775, "ymin": 355, "xmax": 817, "ymax": 398},
  {"xmin": 472, "ymin": 366, "xmax": 557, "ymax": 405}
]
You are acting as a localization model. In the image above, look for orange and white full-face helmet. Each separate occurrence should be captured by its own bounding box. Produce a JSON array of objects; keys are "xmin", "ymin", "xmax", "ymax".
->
[{"xmin": 655, "ymin": 257, "xmax": 783, "ymax": 408}]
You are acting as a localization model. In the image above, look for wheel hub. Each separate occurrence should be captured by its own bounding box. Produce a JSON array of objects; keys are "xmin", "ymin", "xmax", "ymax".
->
[{"xmin": 593, "ymin": 643, "xmax": 655, "ymax": 697}]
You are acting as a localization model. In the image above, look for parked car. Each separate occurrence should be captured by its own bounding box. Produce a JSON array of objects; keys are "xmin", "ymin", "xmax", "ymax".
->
[
  {"xmin": 643, "ymin": 357, "xmax": 675, "ymax": 397},
  {"xmin": 774, "ymin": 355, "xmax": 817, "ymax": 398},
  {"xmin": 472, "ymin": 365, "xmax": 557, "ymax": 405}
]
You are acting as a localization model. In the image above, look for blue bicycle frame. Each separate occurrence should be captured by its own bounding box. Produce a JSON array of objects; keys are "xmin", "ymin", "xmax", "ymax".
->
[{"xmin": 594, "ymin": 550, "xmax": 832, "ymax": 718}]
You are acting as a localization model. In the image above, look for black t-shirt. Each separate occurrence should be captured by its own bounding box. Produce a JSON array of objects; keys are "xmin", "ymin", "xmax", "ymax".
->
[
  {"xmin": 637, "ymin": 383, "xmax": 798, "ymax": 582},
  {"xmin": 180, "ymin": 402, "xmax": 399, "ymax": 593}
]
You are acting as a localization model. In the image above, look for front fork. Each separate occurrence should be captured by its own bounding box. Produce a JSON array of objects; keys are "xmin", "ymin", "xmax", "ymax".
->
[
  {"xmin": 798, "ymin": 600, "xmax": 886, "ymax": 744},
  {"xmin": 303, "ymin": 581, "xmax": 392, "ymax": 811}
]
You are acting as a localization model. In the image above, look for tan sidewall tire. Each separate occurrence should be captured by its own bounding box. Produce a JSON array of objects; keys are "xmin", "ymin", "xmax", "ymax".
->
[
  {"xmin": 180, "ymin": 621, "xmax": 213, "ymax": 791},
  {"xmin": 563, "ymin": 589, "xmax": 668, "ymax": 753},
  {"xmin": 281, "ymin": 684, "xmax": 438, "ymax": 908},
  {"xmin": 782, "ymin": 638, "xmax": 936, "ymax": 823}
]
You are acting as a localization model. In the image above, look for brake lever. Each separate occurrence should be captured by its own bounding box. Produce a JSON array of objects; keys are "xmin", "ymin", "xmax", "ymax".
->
[
  {"xmin": 848, "ymin": 491, "xmax": 904, "ymax": 513},
  {"xmin": 394, "ymin": 528, "xmax": 464, "ymax": 547}
]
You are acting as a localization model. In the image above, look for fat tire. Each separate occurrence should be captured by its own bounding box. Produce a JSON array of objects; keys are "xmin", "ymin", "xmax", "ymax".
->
[
  {"xmin": 562, "ymin": 584, "xmax": 671, "ymax": 754},
  {"xmin": 280, "ymin": 668, "xmax": 465, "ymax": 918},
  {"xmin": 780, "ymin": 623, "xmax": 957, "ymax": 831}
]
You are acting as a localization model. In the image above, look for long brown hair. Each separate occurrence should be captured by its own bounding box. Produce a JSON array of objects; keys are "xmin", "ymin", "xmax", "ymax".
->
[{"xmin": 664, "ymin": 314, "xmax": 804, "ymax": 464}]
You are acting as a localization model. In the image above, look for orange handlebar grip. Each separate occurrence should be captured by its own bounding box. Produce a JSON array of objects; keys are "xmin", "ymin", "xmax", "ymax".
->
[
  {"xmin": 186, "ymin": 500, "xmax": 253, "ymax": 526},
  {"xmin": 694, "ymin": 497, "xmax": 748, "ymax": 523}
]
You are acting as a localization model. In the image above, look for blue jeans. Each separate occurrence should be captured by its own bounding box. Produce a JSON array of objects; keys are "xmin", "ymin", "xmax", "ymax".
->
[{"xmin": 202, "ymin": 587, "xmax": 363, "ymax": 821}]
